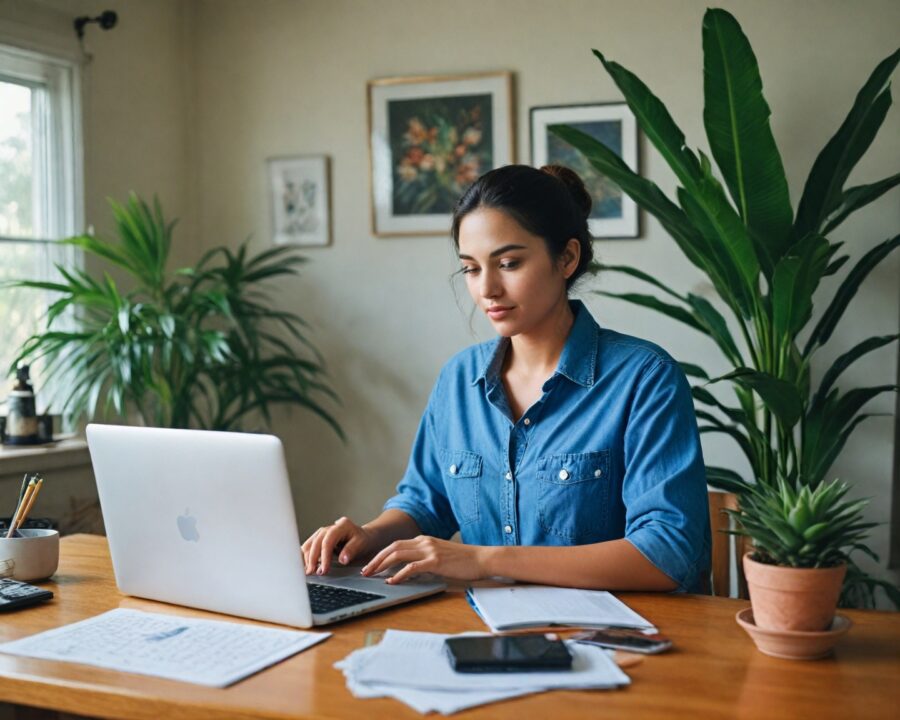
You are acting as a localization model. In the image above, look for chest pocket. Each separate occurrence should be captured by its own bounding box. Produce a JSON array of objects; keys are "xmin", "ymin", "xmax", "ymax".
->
[
  {"xmin": 537, "ymin": 450, "xmax": 611, "ymax": 543},
  {"xmin": 439, "ymin": 448, "xmax": 482, "ymax": 526}
]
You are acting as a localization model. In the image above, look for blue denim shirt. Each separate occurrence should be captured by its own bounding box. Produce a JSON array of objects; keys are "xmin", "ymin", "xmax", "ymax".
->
[{"xmin": 384, "ymin": 301, "xmax": 710, "ymax": 592}]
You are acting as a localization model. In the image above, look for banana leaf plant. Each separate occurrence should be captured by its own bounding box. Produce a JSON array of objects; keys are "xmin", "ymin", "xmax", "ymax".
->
[
  {"xmin": 4, "ymin": 194, "xmax": 343, "ymax": 437},
  {"xmin": 550, "ymin": 8, "xmax": 899, "ymax": 607}
]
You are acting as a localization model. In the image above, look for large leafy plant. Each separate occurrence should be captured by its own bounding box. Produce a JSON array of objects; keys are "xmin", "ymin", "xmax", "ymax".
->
[
  {"xmin": 5, "ymin": 195, "xmax": 342, "ymax": 436},
  {"xmin": 550, "ymin": 9, "xmax": 898, "ymax": 606}
]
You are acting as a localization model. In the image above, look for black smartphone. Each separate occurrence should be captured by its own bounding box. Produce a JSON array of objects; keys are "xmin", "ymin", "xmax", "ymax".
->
[
  {"xmin": 444, "ymin": 635, "xmax": 573, "ymax": 673},
  {"xmin": 574, "ymin": 628, "xmax": 672, "ymax": 654}
]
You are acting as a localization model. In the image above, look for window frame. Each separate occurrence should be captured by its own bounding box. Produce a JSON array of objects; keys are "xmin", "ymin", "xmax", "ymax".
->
[
  {"xmin": 0, "ymin": 42, "xmax": 84, "ymax": 420},
  {"xmin": 0, "ymin": 42, "xmax": 84, "ymax": 245}
]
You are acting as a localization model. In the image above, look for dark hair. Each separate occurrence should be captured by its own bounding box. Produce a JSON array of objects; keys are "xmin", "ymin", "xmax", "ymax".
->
[{"xmin": 450, "ymin": 164, "xmax": 594, "ymax": 290}]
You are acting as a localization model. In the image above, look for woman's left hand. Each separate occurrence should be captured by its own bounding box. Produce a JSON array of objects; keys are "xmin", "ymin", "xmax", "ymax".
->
[{"xmin": 361, "ymin": 535, "xmax": 488, "ymax": 584}]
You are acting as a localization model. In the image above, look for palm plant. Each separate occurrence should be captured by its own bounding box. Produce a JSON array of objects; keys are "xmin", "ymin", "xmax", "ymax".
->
[
  {"xmin": 4, "ymin": 194, "xmax": 342, "ymax": 437},
  {"xmin": 550, "ymin": 8, "xmax": 898, "ymax": 606}
]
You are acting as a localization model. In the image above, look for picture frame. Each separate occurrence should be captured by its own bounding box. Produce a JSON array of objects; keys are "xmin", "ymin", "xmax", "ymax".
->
[
  {"xmin": 267, "ymin": 155, "xmax": 331, "ymax": 247},
  {"xmin": 530, "ymin": 102, "xmax": 640, "ymax": 239},
  {"xmin": 367, "ymin": 71, "xmax": 514, "ymax": 237}
]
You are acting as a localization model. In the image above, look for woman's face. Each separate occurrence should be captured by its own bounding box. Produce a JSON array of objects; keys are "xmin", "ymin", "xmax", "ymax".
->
[{"xmin": 457, "ymin": 207, "xmax": 577, "ymax": 338}]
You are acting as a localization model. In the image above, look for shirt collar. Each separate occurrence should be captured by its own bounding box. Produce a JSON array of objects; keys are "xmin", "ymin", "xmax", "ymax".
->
[
  {"xmin": 472, "ymin": 300, "xmax": 599, "ymax": 388},
  {"xmin": 553, "ymin": 300, "xmax": 599, "ymax": 387},
  {"xmin": 473, "ymin": 336, "xmax": 506, "ymax": 387}
]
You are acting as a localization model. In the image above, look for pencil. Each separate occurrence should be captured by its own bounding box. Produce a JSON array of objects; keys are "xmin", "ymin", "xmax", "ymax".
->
[
  {"xmin": 14, "ymin": 477, "xmax": 44, "ymax": 534},
  {"xmin": 6, "ymin": 479, "xmax": 35, "ymax": 539}
]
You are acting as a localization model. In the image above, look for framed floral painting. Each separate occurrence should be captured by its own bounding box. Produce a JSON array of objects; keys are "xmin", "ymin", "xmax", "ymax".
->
[
  {"xmin": 267, "ymin": 155, "xmax": 331, "ymax": 247},
  {"xmin": 367, "ymin": 72, "xmax": 514, "ymax": 237},
  {"xmin": 530, "ymin": 102, "xmax": 640, "ymax": 239}
]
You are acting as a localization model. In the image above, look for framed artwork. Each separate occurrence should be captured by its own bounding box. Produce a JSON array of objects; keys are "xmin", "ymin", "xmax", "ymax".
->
[
  {"xmin": 267, "ymin": 155, "xmax": 331, "ymax": 247},
  {"xmin": 530, "ymin": 102, "xmax": 640, "ymax": 239},
  {"xmin": 367, "ymin": 71, "xmax": 514, "ymax": 237}
]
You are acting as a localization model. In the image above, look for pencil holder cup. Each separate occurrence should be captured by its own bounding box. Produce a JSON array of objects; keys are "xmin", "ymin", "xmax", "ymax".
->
[{"xmin": 0, "ymin": 529, "xmax": 59, "ymax": 581}]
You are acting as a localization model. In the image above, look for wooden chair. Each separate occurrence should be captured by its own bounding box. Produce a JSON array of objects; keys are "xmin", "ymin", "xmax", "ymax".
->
[{"xmin": 707, "ymin": 490, "xmax": 749, "ymax": 598}]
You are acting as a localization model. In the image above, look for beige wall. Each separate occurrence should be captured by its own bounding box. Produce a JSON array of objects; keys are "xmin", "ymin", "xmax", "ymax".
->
[
  {"xmin": 77, "ymin": 0, "xmax": 196, "ymax": 268},
  {"xmin": 2, "ymin": 0, "xmax": 898, "ymax": 598}
]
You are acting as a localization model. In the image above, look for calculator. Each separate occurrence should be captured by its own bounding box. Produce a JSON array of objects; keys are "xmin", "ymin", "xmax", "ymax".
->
[{"xmin": 0, "ymin": 577, "xmax": 53, "ymax": 611}]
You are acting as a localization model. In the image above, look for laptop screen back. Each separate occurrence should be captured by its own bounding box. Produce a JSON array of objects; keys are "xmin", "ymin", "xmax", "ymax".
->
[{"xmin": 87, "ymin": 424, "xmax": 313, "ymax": 627}]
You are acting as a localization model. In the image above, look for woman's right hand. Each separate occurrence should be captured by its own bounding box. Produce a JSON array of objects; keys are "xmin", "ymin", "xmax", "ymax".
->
[{"xmin": 301, "ymin": 516, "xmax": 377, "ymax": 576}]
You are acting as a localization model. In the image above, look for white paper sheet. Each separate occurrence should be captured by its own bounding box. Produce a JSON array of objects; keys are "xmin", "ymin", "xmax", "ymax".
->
[
  {"xmin": 467, "ymin": 585, "xmax": 656, "ymax": 632},
  {"xmin": 0, "ymin": 608, "xmax": 329, "ymax": 687},
  {"xmin": 338, "ymin": 650, "xmax": 538, "ymax": 714},
  {"xmin": 334, "ymin": 629, "xmax": 629, "ymax": 715}
]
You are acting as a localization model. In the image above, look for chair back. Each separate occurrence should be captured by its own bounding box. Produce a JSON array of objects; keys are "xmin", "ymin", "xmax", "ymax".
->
[{"xmin": 707, "ymin": 490, "xmax": 749, "ymax": 598}]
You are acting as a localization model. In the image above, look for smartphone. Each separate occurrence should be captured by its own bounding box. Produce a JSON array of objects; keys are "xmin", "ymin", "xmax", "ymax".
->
[
  {"xmin": 444, "ymin": 635, "xmax": 573, "ymax": 673},
  {"xmin": 574, "ymin": 628, "xmax": 672, "ymax": 654}
]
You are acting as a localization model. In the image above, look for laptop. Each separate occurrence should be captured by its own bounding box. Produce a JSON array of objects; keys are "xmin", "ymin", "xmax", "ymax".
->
[{"xmin": 86, "ymin": 424, "xmax": 446, "ymax": 627}]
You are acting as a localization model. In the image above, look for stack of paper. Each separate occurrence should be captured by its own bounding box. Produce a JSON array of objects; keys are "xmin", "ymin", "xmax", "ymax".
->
[
  {"xmin": 335, "ymin": 629, "xmax": 630, "ymax": 715},
  {"xmin": 467, "ymin": 585, "xmax": 657, "ymax": 633}
]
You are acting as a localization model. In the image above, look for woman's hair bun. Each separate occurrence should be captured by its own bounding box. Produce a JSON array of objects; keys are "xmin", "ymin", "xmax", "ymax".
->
[{"xmin": 540, "ymin": 165, "xmax": 592, "ymax": 220}]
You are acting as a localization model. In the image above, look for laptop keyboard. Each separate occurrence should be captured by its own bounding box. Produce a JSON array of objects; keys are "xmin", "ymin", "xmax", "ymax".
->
[{"xmin": 307, "ymin": 582, "xmax": 386, "ymax": 614}]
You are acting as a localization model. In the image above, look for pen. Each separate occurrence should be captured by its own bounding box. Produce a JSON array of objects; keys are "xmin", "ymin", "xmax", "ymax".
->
[
  {"xmin": 6, "ymin": 473, "xmax": 33, "ymax": 536},
  {"xmin": 6, "ymin": 479, "xmax": 36, "ymax": 538},
  {"xmin": 16, "ymin": 473, "xmax": 31, "ymax": 509},
  {"xmin": 8, "ymin": 473, "xmax": 30, "ymax": 527}
]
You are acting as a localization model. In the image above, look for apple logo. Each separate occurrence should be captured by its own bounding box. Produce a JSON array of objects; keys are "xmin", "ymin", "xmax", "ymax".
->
[{"xmin": 177, "ymin": 508, "xmax": 200, "ymax": 542}]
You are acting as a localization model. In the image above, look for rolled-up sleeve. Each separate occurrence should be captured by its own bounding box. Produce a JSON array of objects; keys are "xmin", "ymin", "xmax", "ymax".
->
[
  {"xmin": 383, "ymin": 373, "xmax": 458, "ymax": 540},
  {"xmin": 622, "ymin": 359, "xmax": 710, "ymax": 592}
]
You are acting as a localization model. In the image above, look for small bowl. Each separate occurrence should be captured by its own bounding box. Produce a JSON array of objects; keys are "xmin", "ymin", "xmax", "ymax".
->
[
  {"xmin": 0, "ymin": 528, "xmax": 60, "ymax": 582},
  {"xmin": 735, "ymin": 607, "xmax": 851, "ymax": 660}
]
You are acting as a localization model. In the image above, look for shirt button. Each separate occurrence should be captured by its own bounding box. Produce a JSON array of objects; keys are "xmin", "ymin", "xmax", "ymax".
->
[
  {"xmin": 594, "ymin": 468, "xmax": 603, "ymax": 478},
  {"xmin": 523, "ymin": 418, "xmax": 531, "ymax": 426},
  {"xmin": 449, "ymin": 464, "xmax": 458, "ymax": 475},
  {"xmin": 505, "ymin": 471, "xmax": 512, "ymax": 481},
  {"xmin": 558, "ymin": 469, "xmax": 570, "ymax": 481},
  {"xmin": 504, "ymin": 525, "xmax": 513, "ymax": 534}
]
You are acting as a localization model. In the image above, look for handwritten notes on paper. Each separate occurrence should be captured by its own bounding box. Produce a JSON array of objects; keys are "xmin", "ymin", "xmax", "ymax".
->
[{"xmin": 0, "ymin": 608, "xmax": 329, "ymax": 687}]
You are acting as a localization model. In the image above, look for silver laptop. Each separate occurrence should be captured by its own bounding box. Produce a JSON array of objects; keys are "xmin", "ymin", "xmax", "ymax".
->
[{"xmin": 86, "ymin": 424, "xmax": 446, "ymax": 627}]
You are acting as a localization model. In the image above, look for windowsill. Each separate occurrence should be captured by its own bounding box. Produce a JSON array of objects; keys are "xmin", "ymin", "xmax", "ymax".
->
[{"xmin": 0, "ymin": 434, "xmax": 91, "ymax": 475}]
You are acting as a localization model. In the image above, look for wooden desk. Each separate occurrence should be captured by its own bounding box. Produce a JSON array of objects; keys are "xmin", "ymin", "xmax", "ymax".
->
[{"xmin": 0, "ymin": 535, "xmax": 898, "ymax": 720}]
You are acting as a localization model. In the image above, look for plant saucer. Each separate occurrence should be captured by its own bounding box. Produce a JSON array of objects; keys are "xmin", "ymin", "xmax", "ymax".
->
[{"xmin": 735, "ymin": 607, "xmax": 852, "ymax": 660}]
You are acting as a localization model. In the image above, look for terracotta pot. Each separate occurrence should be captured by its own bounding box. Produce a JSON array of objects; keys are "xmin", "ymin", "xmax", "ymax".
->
[{"xmin": 743, "ymin": 553, "xmax": 846, "ymax": 632}]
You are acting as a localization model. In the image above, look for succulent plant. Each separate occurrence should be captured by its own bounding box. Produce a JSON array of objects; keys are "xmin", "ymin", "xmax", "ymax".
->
[{"xmin": 728, "ymin": 478, "xmax": 876, "ymax": 568}]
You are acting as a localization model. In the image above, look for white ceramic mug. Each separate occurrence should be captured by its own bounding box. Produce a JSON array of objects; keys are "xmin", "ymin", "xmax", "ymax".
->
[{"xmin": 0, "ymin": 528, "xmax": 59, "ymax": 581}]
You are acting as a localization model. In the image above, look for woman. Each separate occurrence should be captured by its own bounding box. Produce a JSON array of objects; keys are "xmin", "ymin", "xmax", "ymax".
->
[{"xmin": 303, "ymin": 164, "xmax": 710, "ymax": 593}]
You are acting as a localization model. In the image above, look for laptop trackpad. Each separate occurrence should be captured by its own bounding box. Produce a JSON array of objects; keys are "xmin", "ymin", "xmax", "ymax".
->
[
  {"xmin": 316, "ymin": 565, "xmax": 441, "ymax": 594},
  {"xmin": 317, "ymin": 564, "xmax": 391, "ymax": 580}
]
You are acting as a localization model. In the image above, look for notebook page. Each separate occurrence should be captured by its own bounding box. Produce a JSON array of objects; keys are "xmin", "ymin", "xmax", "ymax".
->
[{"xmin": 468, "ymin": 586, "xmax": 655, "ymax": 631}]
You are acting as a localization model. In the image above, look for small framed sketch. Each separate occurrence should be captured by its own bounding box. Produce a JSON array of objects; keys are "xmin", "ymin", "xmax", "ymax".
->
[
  {"xmin": 531, "ymin": 103, "xmax": 639, "ymax": 239},
  {"xmin": 368, "ymin": 71, "xmax": 514, "ymax": 237},
  {"xmin": 267, "ymin": 155, "xmax": 331, "ymax": 246}
]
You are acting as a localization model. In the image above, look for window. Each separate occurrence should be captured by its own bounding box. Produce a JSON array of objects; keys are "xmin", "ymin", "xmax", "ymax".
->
[{"xmin": 0, "ymin": 44, "xmax": 82, "ymax": 409}]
